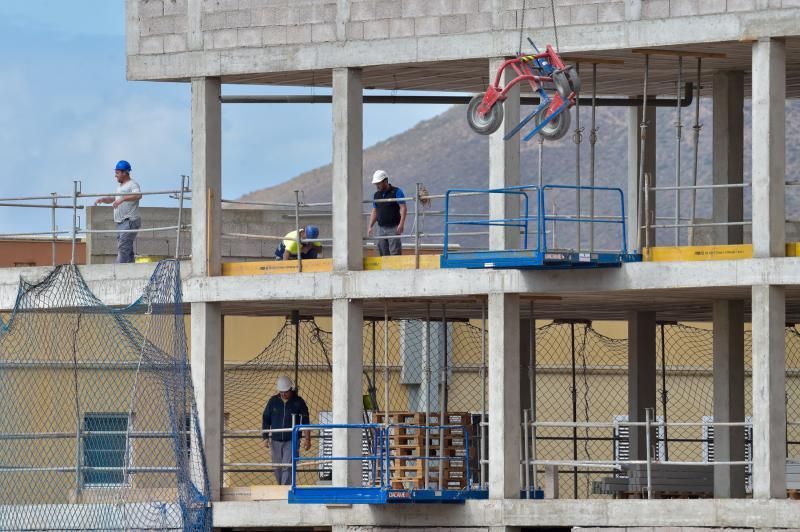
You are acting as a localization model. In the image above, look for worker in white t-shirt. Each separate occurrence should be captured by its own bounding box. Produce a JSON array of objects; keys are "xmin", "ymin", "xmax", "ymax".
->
[{"xmin": 95, "ymin": 160, "xmax": 142, "ymax": 263}]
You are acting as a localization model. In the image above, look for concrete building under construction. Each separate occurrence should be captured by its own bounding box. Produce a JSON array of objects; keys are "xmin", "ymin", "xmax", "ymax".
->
[{"xmin": 2, "ymin": 0, "xmax": 800, "ymax": 530}]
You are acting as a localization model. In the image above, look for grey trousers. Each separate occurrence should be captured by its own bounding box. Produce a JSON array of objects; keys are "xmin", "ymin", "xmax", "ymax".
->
[
  {"xmin": 271, "ymin": 439, "xmax": 293, "ymax": 485},
  {"xmin": 116, "ymin": 218, "xmax": 141, "ymax": 263},
  {"xmin": 375, "ymin": 224, "xmax": 402, "ymax": 256}
]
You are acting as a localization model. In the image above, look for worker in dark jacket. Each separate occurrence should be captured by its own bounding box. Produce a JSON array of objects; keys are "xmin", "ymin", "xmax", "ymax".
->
[{"xmin": 262, "ymin": 375, "xmax": 311, "ymax": 485}]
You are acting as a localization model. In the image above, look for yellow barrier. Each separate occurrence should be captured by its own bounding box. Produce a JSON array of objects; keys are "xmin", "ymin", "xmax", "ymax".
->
[
  {"xmin": 645, "ymin": 243, "xmax": 800, "ymax": 262},
  {"xmin": 221, "ymin": 255, "xmax": 441, "ymax": 276}
]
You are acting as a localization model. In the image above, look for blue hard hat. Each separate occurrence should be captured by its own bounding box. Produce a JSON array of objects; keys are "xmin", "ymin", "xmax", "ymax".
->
[
  {"xmin": 304, "ymin": 225, "xmax": 319, "ymax": 239},
  {"xmin": 115, "ymin": 160, "xmax": 132, "ymax": 172}
]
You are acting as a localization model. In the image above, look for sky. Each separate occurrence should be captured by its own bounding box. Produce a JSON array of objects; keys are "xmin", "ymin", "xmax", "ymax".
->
[{"xmin": 0, "ymin": 1, "xmax": 449, "ymax": 235}]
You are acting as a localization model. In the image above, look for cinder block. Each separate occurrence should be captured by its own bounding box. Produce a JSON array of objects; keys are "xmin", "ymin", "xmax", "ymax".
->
[
  {"xmin": 570, "ymin": 4, "xmax": 598, "ymax": 24},
  {"xmin": 346, "ymin": 21, "xmax": 365, "ymax": 40},
  {"xmin": 541, "ymin": 6, "xmax": 570, "ymax": 26},
  {"xmin": 402, "ymin": 0, "xmax": 453, "ymax": 18},
  {"xmin": 207, "ymin": 0, "xmax": 238, "ymax": 11},
  {"xmin": 782, "ymin": 0, "xmax": 800, "ymax": 7},
  {"xmin": 142, "ymin": 15, "xmax": 175, "ymax": 36},
  {"xmin": 363, "ymin": 19, "xmax": 390, "ymax": 39},
  {"xmin": 670, "ymin": 0, "xmax": 700, "ymax": 17},
  {"xmin": 163, "ymin": 0, "xmax": 188, "ymax": 16},
  {"xmin": 452, "ymin": 0, "xmax": 479, "ymax": 14},
  {"xmin": 478, "ymin": 0, "xmax": 493, "ymax": 11},
  {"xmin": 465, "ymin": 11, "xmax": 492, "ymax": 31},
  {"xmin": 312, "ymin": 23, "xmax": 337, "ymax": 42},
  {"xmin": 375, "ymin": 0, "xmax": 403, "ymax": 18},
  {"xmin": 251, "ymin": 7, "xmax": 289, "ymax": 26},
  {"xmin": 140, "ymin": 0, "xmax": 164, "ymax": 18},
  {"xmin": 140, "ymin": 35, "xmax": 165, "ymax": 54},
  {"xmin": 389, "ymin": 18, "xmax": 415, "ymax": 37},
  {"xmin": 414, "ymin": 16, "xmax": 440, "ymax": 35},
  {"xmin": 225, "ymin": 9, "xmax": 251, "ymax": 28},
  {"xmin": 238, "ymin": 27, "xmax": 262, "ymax": 46},
  {"xmin": 440, "ymin": 14, "xmax": 467, "ymax": 33},
  {"xmin": 164, "ymin": 33, "xmax": 188, "ymax": 53},
  {"xmin": 520, "ymin": 7, "xmax": 543, "ymax": 29},
  {"xmin": 727, "ymin": 0, "xmax": 757, "ymax": 10},
  {"xmin": 698, "ymin": 0, "xmax": 726, "ymax": 13},
  {"xmin": 641, "ymin": 0, "xmax": 669, "ymax": 18},
  {"xmin": 350, "ymin": 0, "xmax": 375, "ymax": 21},
  {"xmin": 201, "ymin": 12, "xmax": 227, "ymax": 31},
  {"xmin": 597, "ymin": 2, "xmax": 624, "ymax": 22},
  {"xmin": 286, "ymin": 24, "xmax": 312, "ymax": 44},
  {"xmin": 211, "ymin": 29, "xmax": 237, "ymax": 48},
  {"xmin": 501, "ymin": 9, "xmax": 518, "ymax": 29}
]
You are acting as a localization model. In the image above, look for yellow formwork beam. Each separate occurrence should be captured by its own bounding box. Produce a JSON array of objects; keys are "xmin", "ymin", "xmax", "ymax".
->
[
  {"xmin": 645, "ymin": 243, "xmax": 800, "ymax": 262},
  {"xmin": 221, "ymin": 254, "xmax": 441, "ymax": 276}
]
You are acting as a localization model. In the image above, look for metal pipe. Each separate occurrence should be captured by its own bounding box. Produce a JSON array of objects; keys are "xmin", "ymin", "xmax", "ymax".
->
[
  {"xmin": 480, "ymin": 299, "xmax": 487, "ymax": 488},
  {"xmin": 644, "ymin": 173, "xmax": 651, "ymax": 249},
  {"xmin": 0, "ymin": 202, "xmax": 81, "ymax": 209},
  {"xmin": 424, "ymin": 302, "xmax": 431, "ymax": 489},
  {"xmin": 674, "ymin": 56, "xmax": 683, "ymax": 246},
  {"xmin": 71, "ymin": 181, "xmax": 79, "ymax": 265},
  {"xmin": 439, "ymin": 303, "xmax": 447, "ymax": 488},
  {"xmin": 415, "ymin": 183, "xmax": 421, "ymax": 269},
  {"xmin": 660, "ymin": 323, "xmax": 669, "ymax": 461},
  {"xmin": 589, "ymin": 63, "xmax": 598, "ymax": 253},
  {"xmin": 219, "ymin": 88, "xmax": 695, "ymax": 108},
  {"xmin": 523, "ymin": 408, "xmax": 530, "ymax": 498},
  {"xmin": 689, "ymin": 58, "xmax": 702, "ymax": 246},
  {"xmin": 574, "ymin": 64, "xmax": 582, "ymax": 253},
  {"xmin": 646, "ymin": 407, "xmax": 653, "ymax": 499},
  {"xmin": 570, "ymin": 322, "xmax": 578, "ymax": 498},
  {"xmin": 384, "ymin": 301, "xmax": 389, "ymax": 426},
  {"xmin": 646, "ymin": 220, "xmax": 751, "ymax": 229},
  {"xmin": 175, "ymin": 175, "xmax": 187, "ymax": 259},
  {"xmin": 0, "ymin": 189, "xmax": 184, "ymax": 202},
  {"xmin": 51, "ymin": 193, "xmax": 57, "ymax": 266},
  {"xmin": 636, "ymin": 55, "xmax": 650, "ymax": 253},
  {"xmin": 530, "ymin": 300, "xmax": 537, "ymax": 491},
  {"xmin": 652, "ymin": 182, "xmax": 750, "ymax": 191},
  {"xmin": 294, "ymin": 190, "xmax": 302, "ymax": 273}
]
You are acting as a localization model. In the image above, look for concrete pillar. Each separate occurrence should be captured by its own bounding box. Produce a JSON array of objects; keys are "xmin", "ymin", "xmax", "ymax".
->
[
  {"xmin": 489, "ymin": 57, "xmax": 521, "ymax": 251},
  {"xmin": 332, "ymin": 68, "xmax": 363, "ymax": 271},
  {"xmin": 751, "ymin": 38, "xmax": 786, "ymax": 258},
  {"xmin": 191, "ymin": 77, "xmax": 222, "ymax": 277},
  {"xmin": 488, "ymin": 292, "xmax": 521, "ymax": 499},
  {"xmin": 712, "ymin": 300, "xmax": 745, "ymax": 498},
  {"xmin": 712, "ymin": 71, "xmax": 745, "ymax": 245},
  {"xmin": 627, "ymin": 311, "xmax": 656, "ymax": 460},
  {"xmin": 751, "ymin": 285, "xmax": 786, "ymax": 499},
  {"xmin": 190, "ymin": 302, "xmax": 223, "ymax": 500},
  {"xmin": 332, "ymin": 298, "xmax": 363, "ymax": 486},
  {"xmin": 627, "ymin": 102, "xmax": 656, "ymax": 251}
]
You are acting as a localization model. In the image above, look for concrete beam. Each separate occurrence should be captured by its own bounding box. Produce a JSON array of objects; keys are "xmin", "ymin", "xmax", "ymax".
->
[
  {"xmin": 332, "ymin": 68, "xmax": 363, "ymax": 272},
  {"xmin": 627, "ymin": 310, "xmax": 656, "ymax": 460},
  {"xmin": 712, "ymin": 70, "xmax": 745, "ymax": 246},
  {"xmin": 751, "ymin": 38, "xmax": 786, "ymax": 258},
  {"xmin": 331, "ymin": 298, "xmax": 363, "ymax": 485},
  {"xmin": 751, "ymin": 284, "xmax": 786, "ymax": 499},
  {"xmin": 191, "ymin": 77, "xmax": 222, "ymax": 276},
  {"xmin": 190, "ymin": 301, "xmax": 223, "ymax": 500},
  {"xmin": 488, "ymin": 292, "xmax": 521, "ymax": 499},
  {"xmin": 489, "ymin": 57, "xmax": 520, "ymax": 251},
  {"xmin": 712, "ymin": 299, "xmax": 745, "ymax": 498}
]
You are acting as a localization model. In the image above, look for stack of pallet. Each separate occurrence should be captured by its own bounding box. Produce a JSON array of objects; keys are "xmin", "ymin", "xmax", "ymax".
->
[{"xmin": 373, "ymin": 411, "xmax": 473, "ymax": 490}]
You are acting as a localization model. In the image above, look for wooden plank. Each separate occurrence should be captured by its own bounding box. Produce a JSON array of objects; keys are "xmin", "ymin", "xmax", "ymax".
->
[{"xmin": 251, "ymin": 484, "xmax": 291, "ymax": 500}]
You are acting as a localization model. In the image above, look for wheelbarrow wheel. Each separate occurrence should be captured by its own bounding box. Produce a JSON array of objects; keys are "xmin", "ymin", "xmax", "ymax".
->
[
  {"xmin": 467, "ymin": 93, "xmax": 504, "ymax": 135},
  {"xmin": 535, "ymin": 107, "xmax": 572, "ymax": 141}
]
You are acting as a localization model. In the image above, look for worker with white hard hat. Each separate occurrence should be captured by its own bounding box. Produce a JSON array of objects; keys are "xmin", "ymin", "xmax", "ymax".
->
[
  {"xmin": 367, "ymin": 169, "xmax": 407, "ymax": 256},
  {"xmin": 261, "ymin": 375, "xmax": 311, "ymax": 485}
]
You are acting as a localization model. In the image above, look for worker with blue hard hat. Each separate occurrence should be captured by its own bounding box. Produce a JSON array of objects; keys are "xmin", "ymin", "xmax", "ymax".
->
[
  {"xmin": 95, "ymin": 160, "xmax": 142, "ymax": 263},
  {"xmin": 275, "ymin": 224, "xmax": 323, "ymax": 260}
]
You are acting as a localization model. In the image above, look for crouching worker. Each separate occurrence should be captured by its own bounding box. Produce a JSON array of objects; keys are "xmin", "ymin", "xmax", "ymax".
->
[
  {"xmin": 274, "ymin": 225, "xmax": 322, "ymax": 260},
  {"xmin": 262, "ymin": 376, "xmax": 312, "ymax": 485}
]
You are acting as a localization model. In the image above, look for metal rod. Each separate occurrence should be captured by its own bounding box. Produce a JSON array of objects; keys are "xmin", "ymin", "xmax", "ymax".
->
[
  {"xmin": 51, "ymin": 193, "xmax": 57, "ymax": 266},
  {"xmin": 219, "ymin": 89, "xmax": 694, "ymax": 108},
  {"xmin": 571, "ymin": 322, "xmax": 578, "ymax": 498},
  {"xmin": 636, "ymin": 55, "xmax": 650, "ymax": 252},
  {"xmin": 71, "ymin": 181, "xmax": 79, "ymax": 265},
  {"xmin": 384, "ymin": 302, "xmax": 390, "ymax": 426},
  {"xmin": 523, "ymin": 408, "xmax": 530, "ymax": 498},
  {"xmin": 293, "ymin": 311, "xmax": 300, "ymax": 388},
  {"xmin": 439, "ymin": 303, "xmax": 447, "ymax": 488},
  {"xmin": 530, "ymin": 300, "xmax": 537, "ymax": 491},
  {"xmin": 644, "ymin": 173, "xmax": 651, "ymax": 249},
  {"xmin": 646, "ymin": 407, "xmax": 653, "ymax": 499},
  {"xmin": 574, "ymin": 63, "xmax": 582, "ymax": 253},
  {"xmin": 674, "ymin": 56, "xmax": 683, "ymax": 246},
  {"xmin": 0, "ymin": 202, "xmax": 81, "ymax": 209},
  {"xmin": 294, "ymin": 190, "xmax": 302, "ymax": 273},
  {"xmin": 480, "ymin": 299, "xmax": 487, "ymax": 488},
  {"xmin": 660, "ymin": 323, "xmax": 669, "ymax": 461},
  {"xmin": 0, "ymin": 189, "xmax": 184, "ymax": 202},
  {"xmin": 589, "ymin": 63, "xmax": 598, "ymax": 253},
  {"xmin": 646, "ymin": 220, "xmax": 751, "ymax": 229},
  {"xmin": 689, "ymin": 58, "xmax": 702, "ymax": 246},
  {"xmin": 415, "ymin": 183, "xmax": 421, "ymax": 269},
  {"xmin": 652, "ymin": 182, "xmax": 750, "ymax": 191},
  {"xmin": 424, "ymin": 302, "xmax": 431, "ymax": 489},
  {"xmin": 175, "ymin": 175, "xmax": 187, "ymax": 259}
]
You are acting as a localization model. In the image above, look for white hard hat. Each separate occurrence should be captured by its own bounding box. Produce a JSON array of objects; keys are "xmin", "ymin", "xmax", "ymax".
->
[
  {"xmin": 276, "ymin": 375, "xmax": 293, "ymax": 392},
  {"xmin": 371, "ymin": 169, "xmax": 389, "ymax": 184}
]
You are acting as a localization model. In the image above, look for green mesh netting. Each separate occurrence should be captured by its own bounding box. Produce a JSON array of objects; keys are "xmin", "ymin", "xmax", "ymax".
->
[{"xmin": 0, "ymin": 261, "xmax": 210, "ymax": 531}]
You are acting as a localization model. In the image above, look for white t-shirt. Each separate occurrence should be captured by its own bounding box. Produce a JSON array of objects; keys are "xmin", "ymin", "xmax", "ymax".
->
[{"xmin": 114, "ymin": 179, "xmax": 141, "ymax": 223}]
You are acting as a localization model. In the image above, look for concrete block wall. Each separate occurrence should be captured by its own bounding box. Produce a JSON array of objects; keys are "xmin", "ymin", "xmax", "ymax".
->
[{"xmin": 86, "ymin": 205, "xmax": 332, "ymax": 264}]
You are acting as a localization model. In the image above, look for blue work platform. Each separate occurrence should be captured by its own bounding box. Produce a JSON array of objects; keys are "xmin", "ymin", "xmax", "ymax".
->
[
  {"xmin": 287, "ymin": 423, "xmax": 489, "ymax": 505},
  {"xmin": 440, "ymin": 184, "xmax": 643, "ymax": 269}
]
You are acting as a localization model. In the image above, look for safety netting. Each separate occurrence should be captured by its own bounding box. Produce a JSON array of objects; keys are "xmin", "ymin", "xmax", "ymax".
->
[
  {"xmin": 223, "ymin": 318, "xmax": 800, "ymax": 500},
  {"xmin": 0, "ymin": 261, "xmax": 210, "ymax": 531}
]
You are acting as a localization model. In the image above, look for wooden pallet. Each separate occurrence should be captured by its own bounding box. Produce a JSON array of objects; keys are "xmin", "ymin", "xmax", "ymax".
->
[
  {"xmin": 788, "ymin": 489, "xmax": 800, "ymax": 500},
  {"xmin": 374, "ymin": 412, "xmax": 427, "ymax": 425}
]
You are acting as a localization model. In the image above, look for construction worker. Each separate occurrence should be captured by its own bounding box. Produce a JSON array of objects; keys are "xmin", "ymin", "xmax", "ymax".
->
[
  {"xmin": 262, "ymin": 376, "xmax": 311, "ymax": 485},
  {"xmin": 275, "ymin": 225, "xmax": 322, "ymax": 260},
  {"xmin": 94, "ymin": 160, "xmax": 142, "ymax": 263},
  {"xmin": 367, "ymin": 170, "xmax": 407, "ymax": 256}
]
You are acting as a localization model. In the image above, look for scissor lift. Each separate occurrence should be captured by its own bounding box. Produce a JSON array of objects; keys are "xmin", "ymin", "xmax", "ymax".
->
[
  {"xmin": 440, "ymin": 184, "xmax": 642, "ymax": 269},
  {"xmin": 288, "ymin": 423, "xmax": 489, "ymax": 505}
]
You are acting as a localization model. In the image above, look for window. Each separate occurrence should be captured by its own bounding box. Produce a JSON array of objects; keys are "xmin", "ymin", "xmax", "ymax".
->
[{"xmin": 83, "ymin": 413, "xmax": 129, "ymax": 486}]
